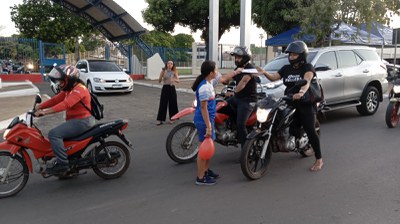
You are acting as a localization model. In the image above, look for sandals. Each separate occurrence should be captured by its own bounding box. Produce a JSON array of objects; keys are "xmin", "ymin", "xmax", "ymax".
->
[
  {"xmin": 310, "ymin": 159, "xmax": 323, "ymax": 172},
  {"xmin": 156, "ymin": 121, "xmax": 163, "ymax": 126}
]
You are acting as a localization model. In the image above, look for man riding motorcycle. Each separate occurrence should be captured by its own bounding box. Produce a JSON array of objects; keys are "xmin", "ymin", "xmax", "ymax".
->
[
  {"xmin": 224, "ymin": 46, "xmax": 259, "ymax": 148},
  {"xmin": 34, "ymin": 64, "xmax": 95, "ymax": 175}
]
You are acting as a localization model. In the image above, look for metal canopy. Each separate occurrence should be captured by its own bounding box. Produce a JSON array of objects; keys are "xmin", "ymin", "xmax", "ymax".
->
[{"xmin": 51, "ymin": 0, "xmax": 153, "ymax": 57}]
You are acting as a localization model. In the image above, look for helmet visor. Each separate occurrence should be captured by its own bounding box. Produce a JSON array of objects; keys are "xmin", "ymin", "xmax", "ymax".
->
[{"xmin": 47, "ymin": 67, "xmax": 64, "ymax": 81}]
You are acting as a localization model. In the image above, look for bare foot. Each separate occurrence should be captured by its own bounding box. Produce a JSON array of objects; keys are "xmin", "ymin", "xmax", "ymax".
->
[{"xmin": 310, "ymin": 159, "xmax": 323, "ymax": 172}]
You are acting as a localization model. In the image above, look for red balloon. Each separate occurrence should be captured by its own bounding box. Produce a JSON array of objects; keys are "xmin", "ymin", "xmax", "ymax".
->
[{"xmin": 198, "ymin": 137, "xmax": 215, "ymax": 160}]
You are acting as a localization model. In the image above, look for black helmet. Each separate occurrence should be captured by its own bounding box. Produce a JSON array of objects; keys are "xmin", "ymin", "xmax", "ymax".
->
[
  {"xmin": 230, "ymin": 46, "xmax": 252, "ymax": 67},
  {"xmin": 285, "ymin": 41, "xmax": 309, "ymax": 65}
]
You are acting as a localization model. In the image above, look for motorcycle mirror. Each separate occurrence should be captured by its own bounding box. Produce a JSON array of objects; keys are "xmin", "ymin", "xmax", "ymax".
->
[{"xmin": 35, "ymin": 94, "xmax": 42, "ymax": 104}]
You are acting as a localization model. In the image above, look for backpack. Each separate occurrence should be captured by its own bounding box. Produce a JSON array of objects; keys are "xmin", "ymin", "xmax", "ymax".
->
[{"xmin": 80, "ymin": 92, "xmax": 104, "ymax": 120}]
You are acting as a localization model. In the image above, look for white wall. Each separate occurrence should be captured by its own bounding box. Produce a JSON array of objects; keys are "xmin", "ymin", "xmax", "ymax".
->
[{"xmin": 146, "ymin": 53, "xmax": 164, "ymax": 80}]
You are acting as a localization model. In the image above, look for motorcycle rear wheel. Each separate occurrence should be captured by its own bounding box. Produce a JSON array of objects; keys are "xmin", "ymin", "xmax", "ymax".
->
[
  {"xmin": 385, "ymin": 102, "xmax": 399, "ymax": 128},
  {"xmin": 166, "ymin": 122, "xmax": 199, "ymax": 164},
  {"xmin": 240, "ymin": 137, "xmax": 272, "ymax": 180},
  {"xmin": 92, "ymin": 141, "xmax": 130, "ymax": 179},
  {"xmin": 0, "ymin": 152, "xmax": 29, "ymax": 198}
]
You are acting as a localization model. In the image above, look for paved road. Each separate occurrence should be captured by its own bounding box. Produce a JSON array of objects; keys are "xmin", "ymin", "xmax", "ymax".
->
[{"xmin": 1, "ymin": 84, "xmax": 399, "ymax": 224}]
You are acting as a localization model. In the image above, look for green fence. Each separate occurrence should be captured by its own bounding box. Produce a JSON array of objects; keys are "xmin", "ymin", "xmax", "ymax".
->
[{"xmin": 0, "ymin": 37, "xmax": 40, "ymax": 74}]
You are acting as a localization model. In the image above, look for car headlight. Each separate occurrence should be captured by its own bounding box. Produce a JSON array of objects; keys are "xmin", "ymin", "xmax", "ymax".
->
[
  {"xmin": 256, "ymin": 108, "xmax": 272, "ymax": 123},
  {"xmin": 128, "ymin": 77, "xmax": 133, "ymax": 83},
  {"xmin": 3, "ymin": 129, "xmax": 10, "ymax": 140},
  {"xmin": 93, "ymin": 77, "xmax": 105, "ymax": 83},
  {"xmin": 393, "ymin": 85, "xmax": 400, "ymax": 94}
]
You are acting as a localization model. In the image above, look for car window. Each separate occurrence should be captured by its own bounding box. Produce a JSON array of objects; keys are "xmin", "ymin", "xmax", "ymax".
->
[
  {"xmin": 355, "ymin": 49, "xmax": 381, "ymax": 61},
  {"xmin": 307, "ymin": 51, "xmax": 317, "ymax": 63},
  {"xmin": 338, "ymin": 50, "xmax": 360, "ymax": 68},
  {"xmin": 88, "ymin": 61, "xmax": 122, "ymax": 72},
  {"xmin": 315, "ymin": 51, "xmax": 338, "ymax": 70},
  {"xmin": 263, "ymin": 57, "xmax": 288, "ymax": 71}
]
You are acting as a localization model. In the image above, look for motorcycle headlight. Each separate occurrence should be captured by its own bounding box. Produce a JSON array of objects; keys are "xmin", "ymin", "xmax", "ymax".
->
[
  {"xmin": 93, "ymin": 77, "xmax": 105, "ymax": 83},
  {"xmin": 3, "ymin": 129, "xmax": 10, "ymax": 140},
  {"xmin": 256, "ymin": 108, "xmax": 271, "ymax": 123},
  {"xmin": 393, "ymin": 85, "xmax": 400, "ymax": 94}
]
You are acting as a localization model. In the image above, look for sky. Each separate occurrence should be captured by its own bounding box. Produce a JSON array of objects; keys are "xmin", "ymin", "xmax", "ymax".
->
[{"xmin": 1, "ymin": 0, "xmax": 400, "ymax": 46}]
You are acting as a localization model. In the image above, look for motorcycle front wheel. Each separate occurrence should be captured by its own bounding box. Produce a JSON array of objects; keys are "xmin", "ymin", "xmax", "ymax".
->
[
  {"xmin": 166, "ymin": 122, "xmax": 199, "ymax": 164},
  {"xmin": 92, "ymin": 141, "xmax": 131, "ymax": 179},
  {"xmin": 0, "ymin": 152, "xmax": 29, "ymax": 198},
  {"xmin": 240, "ymin": 137, "xmax": 272, "ymax": 180},
  {"xmin": 385, "ymin": 102, "xmax": 399, "ymax": 128}
]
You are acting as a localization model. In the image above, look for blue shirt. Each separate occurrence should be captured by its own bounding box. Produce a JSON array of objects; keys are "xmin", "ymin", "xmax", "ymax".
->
[{"xmin": 193, "ymin": 75, "xmax": 220, "ymax": 124}]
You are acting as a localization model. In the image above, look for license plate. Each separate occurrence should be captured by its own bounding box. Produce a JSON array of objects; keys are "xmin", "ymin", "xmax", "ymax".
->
[{"xmin": 112, "ymin": 84, "xmax": 123, "ymax": 88}]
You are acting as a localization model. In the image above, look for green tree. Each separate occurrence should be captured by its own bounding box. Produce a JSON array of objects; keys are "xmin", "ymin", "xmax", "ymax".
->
[
  {"xmin": 252, "ymin": 0, "xmax": 301, "ymax": 36},
  {"xmin": 287, "ymin": 0, "xmax": 400, "ymax": 46},
  {"xmin": 10, "ymin": 0, "xmax": 96, "ymax": 50},
  {"xmin": 143, "ymin": 0, "xmax": 240, "ymax": 56},
  {"xmin": 174, "ymin": 34, "xmax": 195, "ymax": 48},
  {"xmin": 141, "ymin": 31, "xmax": 176, "ymax": 48}
]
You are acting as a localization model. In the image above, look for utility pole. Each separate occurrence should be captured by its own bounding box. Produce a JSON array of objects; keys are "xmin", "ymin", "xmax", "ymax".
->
[{"xmin": 259, "ymin": 33, "xmax": 264, "ymax": 66}]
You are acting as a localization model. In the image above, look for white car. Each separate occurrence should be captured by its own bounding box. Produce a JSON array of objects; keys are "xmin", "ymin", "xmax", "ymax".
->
[{"xmin": 75, "ymin": 59, "xmax": 134, "ymax": 94}]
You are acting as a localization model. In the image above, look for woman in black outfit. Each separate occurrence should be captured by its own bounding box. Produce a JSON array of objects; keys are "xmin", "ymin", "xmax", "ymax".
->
[
  {"xmin": 156, "ymin": 60, "xmax": 179, "ymax": 125},
  {"xmin": 256, "ymin": 41, "xmax": 323, "ymax": 171}
]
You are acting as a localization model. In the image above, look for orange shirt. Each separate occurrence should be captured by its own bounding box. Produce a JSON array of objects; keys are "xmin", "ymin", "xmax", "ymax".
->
[{"xmin": 39, "ymin": 84, "xmax": 92, "ymax": 120}]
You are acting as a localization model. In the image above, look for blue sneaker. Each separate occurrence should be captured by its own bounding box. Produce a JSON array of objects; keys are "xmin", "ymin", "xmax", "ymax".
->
[
  {"xmin": 205, "ymin": 169, "xmax": 220, "ymax": 179},
  {"xmin": 195, "ymin": 175, "xmax": 216, "ymax": 186}
]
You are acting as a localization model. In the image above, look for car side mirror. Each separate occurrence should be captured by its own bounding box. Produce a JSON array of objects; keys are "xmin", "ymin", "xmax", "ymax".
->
[
  {"xmin": 123, "ymin": 68, "xmax": 129, "ymax": 74},
  {"xmin": 80, "ymin": 68, "xmax": 88, "ymax": 73},
  {"xmin": 315, "ymin": 64, "xmax": 331, "ymax": 71}
]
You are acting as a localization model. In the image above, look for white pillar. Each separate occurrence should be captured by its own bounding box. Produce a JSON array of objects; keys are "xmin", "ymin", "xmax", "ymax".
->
[
  {"xmin": 209, "ymin": 0, "xmax": 219, "ymax": 62},
  {"xmin": 240, "ymin": 0, "xmax": 251, "ymax": 48}
]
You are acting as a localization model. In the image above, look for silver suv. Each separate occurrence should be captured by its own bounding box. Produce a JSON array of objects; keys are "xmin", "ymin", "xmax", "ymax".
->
[{"xmin": 261, "ymin": 46, "xmax": 388, "ymax": 115}]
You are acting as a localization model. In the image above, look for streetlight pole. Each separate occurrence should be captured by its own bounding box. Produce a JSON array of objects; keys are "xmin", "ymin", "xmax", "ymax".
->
[{"xmin": 259, "ymin": 33, "xmax": 264, "ymax": 66}]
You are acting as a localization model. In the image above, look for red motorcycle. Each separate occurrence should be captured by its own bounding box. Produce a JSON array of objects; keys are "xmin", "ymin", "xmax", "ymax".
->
[
  {"xmin": 0, "ymin": 94, "xmax": 132, "ymax": 198},
  {"xmin": 166, "ymin": 84, "xmax": 260, "ymax": 164}
]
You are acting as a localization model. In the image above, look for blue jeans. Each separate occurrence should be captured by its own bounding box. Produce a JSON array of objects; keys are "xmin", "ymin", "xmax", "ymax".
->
[{"xmin": 48, "ymin": 117, "xmax": 95, "ymax": 164}]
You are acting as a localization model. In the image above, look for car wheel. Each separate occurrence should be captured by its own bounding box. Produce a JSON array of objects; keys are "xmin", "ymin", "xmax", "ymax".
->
[
  {"xmin": 87, "ymin": 81, "xmax": 94, "ymax": 94},
  {"xmin": 357, "ymin": 86, "xmax": 379, "ymax": 116}
]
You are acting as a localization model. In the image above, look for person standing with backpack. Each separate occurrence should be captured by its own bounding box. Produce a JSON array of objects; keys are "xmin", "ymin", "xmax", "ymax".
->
[{"xmin": 34, "ymin": 64, "xmax": 95, "ymax": 175}]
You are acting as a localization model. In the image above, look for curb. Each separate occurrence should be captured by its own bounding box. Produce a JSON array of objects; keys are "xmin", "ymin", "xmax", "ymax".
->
[
  {"xmin": 0, "ymin": 80, "xmax": 40, "ymax": 98},
  {"xmin": 0, "ymin": 81, "xmax": 41, "ymax": 130}
]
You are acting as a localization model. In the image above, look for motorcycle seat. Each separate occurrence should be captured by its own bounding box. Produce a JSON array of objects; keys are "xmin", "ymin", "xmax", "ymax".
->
[{"xmin": 64, "ymin": 119, "xmax": 125, "ymax": 141}]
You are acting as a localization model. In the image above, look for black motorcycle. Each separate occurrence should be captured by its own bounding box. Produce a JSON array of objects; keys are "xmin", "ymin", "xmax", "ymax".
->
[
  {"xmin": 385, "ymin": 65, "xmax": 400, "ymax": 128},
  {"xmin": 240, "ymin": 80, "xmax": 321, "ymax": 180}
]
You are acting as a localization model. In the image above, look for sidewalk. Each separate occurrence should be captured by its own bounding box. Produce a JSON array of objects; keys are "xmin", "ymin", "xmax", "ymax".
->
[{"xmin": 0, "ymin": 81, "xmax": 40, "ymax": 130}]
